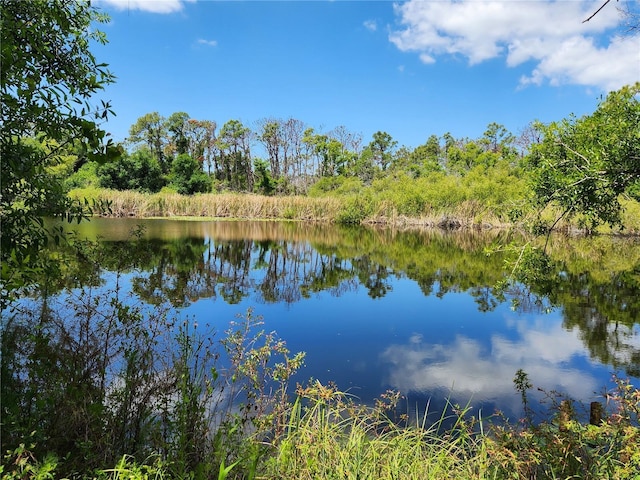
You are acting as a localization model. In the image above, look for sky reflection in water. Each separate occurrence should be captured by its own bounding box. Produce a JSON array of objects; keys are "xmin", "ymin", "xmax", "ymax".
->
[{"xmin": 64, "ymin": 218, "xmax": 640, "ymax": 421}]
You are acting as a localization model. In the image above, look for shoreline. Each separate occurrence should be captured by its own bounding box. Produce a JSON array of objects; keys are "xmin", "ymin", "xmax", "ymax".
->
[{"xmin": 71, "ymin": 188, "xmax": 640, "ymax": 236}]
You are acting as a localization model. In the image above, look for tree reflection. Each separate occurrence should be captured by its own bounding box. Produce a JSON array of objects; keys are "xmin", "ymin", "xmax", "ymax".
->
[{"xmin": 30, "ymin": 221, "xmax": 640, "ymax": 377}]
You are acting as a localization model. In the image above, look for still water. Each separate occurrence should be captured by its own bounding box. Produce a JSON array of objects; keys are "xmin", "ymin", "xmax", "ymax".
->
[{"xmin": 55, "ymin": 218, "xmax": 640, "ymax": 421}]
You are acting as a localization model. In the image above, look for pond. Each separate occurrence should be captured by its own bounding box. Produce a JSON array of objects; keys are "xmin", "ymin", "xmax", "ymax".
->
[{"xmin": 29, "ymin": 218, "xmax": 640, "ymax": 423}]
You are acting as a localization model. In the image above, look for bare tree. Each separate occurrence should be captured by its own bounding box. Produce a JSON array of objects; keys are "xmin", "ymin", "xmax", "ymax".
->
[
  {"xmin": 329, "ymin": 125, "xmax": 363, "ymax": 155},
  {"xmin": 619, "ymin": 0, "xmax": 640, "ymax": 34},
  {"xmin": 282, "ymin": 118, "xmax": 307, "ymax": 191}
]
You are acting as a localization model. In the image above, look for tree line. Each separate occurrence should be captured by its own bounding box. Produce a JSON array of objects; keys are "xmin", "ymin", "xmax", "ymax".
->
[
  {"xmin": 73, "ymin": 82, "xmax": 639, "ymax": 236},
  {"xmin": 73, "ymin": 111, "xmax": 526, "ymax": 196}
]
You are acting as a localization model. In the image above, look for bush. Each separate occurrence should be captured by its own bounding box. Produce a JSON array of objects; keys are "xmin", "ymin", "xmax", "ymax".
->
[
  {"xmin": 170, "ymin": 154, "xmax": 212, "ymax": 195},
  {"xmin": 254, "ymin": 158, "xmax": 277, "ymax": 196},
  {"xmin": 98, "ymin": 149, "xmax": 166, "ymax": 193},
  {"xmin": 308, "ymin": 175, "xmax": 350, "ymax": 196},
  {"xmin": 64, "ymin": 160, "xmax": 100, "ymax": 190},
  {"xmin": 335, "ymin": 194, "xmax": 373, "ymax": 225}
]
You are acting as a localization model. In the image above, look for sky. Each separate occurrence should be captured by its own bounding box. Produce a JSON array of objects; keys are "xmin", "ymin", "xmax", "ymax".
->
[{"xmin": 93, "ymin": 0, "xmax": 640, "ymax": 151}]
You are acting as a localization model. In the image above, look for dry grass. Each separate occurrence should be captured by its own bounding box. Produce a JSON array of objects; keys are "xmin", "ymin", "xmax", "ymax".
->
[
  {"xmin": 70, "ymin": 189, "xmax": 343, "ymax": 222},
  {"xmin": 69, "ymin": 188, "xmax": 640, "ymax": 234}
]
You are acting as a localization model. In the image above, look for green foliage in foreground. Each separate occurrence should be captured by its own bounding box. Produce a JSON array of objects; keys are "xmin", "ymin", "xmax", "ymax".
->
[
  {"xmin": 0, "ymin": 0, "xmax": 120, "ymax": 309},
  {"xmin": 3, "ymin": 377, "xmax": 638, "ymax": 479}
]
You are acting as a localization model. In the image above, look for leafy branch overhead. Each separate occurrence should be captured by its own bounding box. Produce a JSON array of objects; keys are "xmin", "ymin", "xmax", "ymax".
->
[
  {"xmin": 526, "ymin": 82, "xmax": 640, "ymax": 231},
  {"xmin": 0, "ymin": 0, "xmax": 119, "ymax": 306}
]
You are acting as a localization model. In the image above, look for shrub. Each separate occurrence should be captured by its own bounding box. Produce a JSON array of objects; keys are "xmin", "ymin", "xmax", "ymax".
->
[
  {"xmin": 169, "ymin": 153, "xmax": 212, "ymax": 195},
  {"xmin": 335, "ymin": 194, "xmax": 373, "ymax": 225},
  {"xmin": 65, "ymin": 160, "xmax": 100, "ymax": 190},
  {"xmin": 308, "ymin": 175, "xmax": 349, "ymax": 196},
  {"xmin": 98, "ymin": 149, "xmax": 165, "ymax": 193}
]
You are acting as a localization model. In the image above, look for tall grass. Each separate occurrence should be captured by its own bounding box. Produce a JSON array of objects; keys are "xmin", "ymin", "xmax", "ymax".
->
[
  {"xmin": 69, "ymin": 176, "xmax": 640, "ymax": 233},
  {"xmin": 68, "ymin": 187, "xmax": 518, "ymax": 229},
  {"xmin": 260, "ymin": 382, "xmax": 492, "ymax": 480},
  {"xmin": 69, "ymin": 188, "xmax": 342, "ymax": 222},
  {"xmin": 4, "ymin": 368, "xmax": 639, "ymax": 479}
]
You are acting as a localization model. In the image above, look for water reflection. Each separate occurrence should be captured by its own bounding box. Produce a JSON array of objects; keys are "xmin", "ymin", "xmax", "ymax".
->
[
  {"xmin": 380, "ymin": 318, "xmax": 605, "ymax": 416},
  {"xmin": 38, "ymin": 218, "xmax": 640, "ymax": 415}
]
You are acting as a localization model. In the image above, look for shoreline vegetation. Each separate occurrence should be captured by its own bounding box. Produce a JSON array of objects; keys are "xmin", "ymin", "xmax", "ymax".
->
[
  {"xmin": 4, "ymin": 296, "xmax": 640, "ymax": 479},
  {"xmin": 70, "ymin": 187, "xmax": 640, "ymax": 235}
]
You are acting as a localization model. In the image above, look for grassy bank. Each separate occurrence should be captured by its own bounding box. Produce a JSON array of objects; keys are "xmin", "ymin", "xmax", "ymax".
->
[
  {"xmin": 69, "ymin": 182, "xmax": 640, "ymax": 234},
  {"xmin": 5, "ymin": 377, "xmax": 639, "ymax": 479},
  {"xmin": 69, "ymin": 188, "xmax": 342, "ymax": 222},
  {"xmin": 69, "ymin": 187, "xmax": 520, "ymax": 230}
]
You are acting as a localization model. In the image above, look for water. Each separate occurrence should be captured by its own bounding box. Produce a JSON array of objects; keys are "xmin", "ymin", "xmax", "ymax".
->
[{"xmin": 34, "ymin": 218, "xmax": 640, "ymax": 422}]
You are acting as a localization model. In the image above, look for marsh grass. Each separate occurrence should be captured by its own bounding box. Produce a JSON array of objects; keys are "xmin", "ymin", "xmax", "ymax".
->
[
  {"xmin": 259, "ymin": 382, "xmax": 493, "ymax": 480},
  {"xmin": 69, "ymin": 188, "xmax": 516, "ymax": 229},
  {"xmin": 255, "ymin": 375, "xmax": 640, "ymax": 480},
  {"xmin": 69, "ymin": 188, "xmax": 343, "ymax": 222},
  {"xmin": 69, "ymin": 183, "xmax": 640, "ymax": 233},
  {"xmin": 3, "ymin": 373, "xmax": 639, "ymax": 479}
]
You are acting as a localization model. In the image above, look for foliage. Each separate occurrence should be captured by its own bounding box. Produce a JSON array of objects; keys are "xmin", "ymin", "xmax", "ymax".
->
[
  {"xmin": 98, "ymin": 149, "xmax": 166, "ymax": 193},
  {"xmin": 65, "ymin": 160, "xmax": 101, "ymax": 190},
  {"xmin": 368, "ymin": 130, "xmax": 397, "ymax": 171},
  {"xmin": 262, "ymin": 376, "xmax": 639, "ymax": 480},
  {"xmin": 261, "ymin": 382, "xmax": 486, "ymax": 480},
  {"xmin": 169, "ymin": 153, "xmax": 212, "ymax": 195},
  {"xmin": 217, "ymin": 120, "xmax": 254, "ymax": 191},
  {"xmin": 127, "ymin": 112, "xmax": 168, "ymax": 172},
  {"xmin": 1, "ymin": 443, "xmax": 58, "ymax": 480},
  {"xmin": 527, "ymin": 82, "xmax": 640, "ymax": 230},
  {"xmin": 253, "ymin": 158, "xmax": 278, "ymax": 195},
  {"xmin": 486, "ymin": 372, "xmax": 640, "ymax": 480},
  {"xmin": 335, "ymin": 194, "xmax": 374, "ymax": 225},
  {"xmin": 0, "ymin": 0, "xmax": 119, "ymax": 308}
]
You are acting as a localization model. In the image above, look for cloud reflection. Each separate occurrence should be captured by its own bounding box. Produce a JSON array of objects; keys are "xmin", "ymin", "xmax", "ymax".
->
[{"xmin": 380, "ymin": 318, "xmax": 603, "ymax": 414}]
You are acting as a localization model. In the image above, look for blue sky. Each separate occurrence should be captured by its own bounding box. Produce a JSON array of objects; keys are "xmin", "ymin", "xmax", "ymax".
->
[{"xmin": 94, "ymin": 0, "xmax": 639, "ymax": 150}]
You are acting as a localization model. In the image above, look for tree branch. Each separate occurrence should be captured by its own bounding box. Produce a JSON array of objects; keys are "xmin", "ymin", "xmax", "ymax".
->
[{"xmin": 583, "ymin": 0, "xmax": 614, "ymax": 23}]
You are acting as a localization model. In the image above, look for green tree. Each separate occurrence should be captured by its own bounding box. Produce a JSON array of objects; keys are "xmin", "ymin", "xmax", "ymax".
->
[
  {"xmin": 170, "ymin": 153, "xmax": 212, "ymax": 195},
  {"xmin": 302, "ymin": 130, "xmax": 346, "ymax": 178},
  {"xmin": 184, "ymin": 118, "xmax": 217, "ymax": 173},
  {"xmin": 368, "ymin": 131, "xmax": 397, "ymax": 171},
  {"xmin": 527, "ymin": 82, "xmax": 640, "ymax": 230},
  {"xmin": 402, "ymin": 134, "xmax": 444, "ymax": 177},
  {"xmin": 351, "ymin": 148, "xmax": 376, "ymax": 184},
  {"xmin": 446, "ymin": 140, "xmax": 498, "ymax": 174},
  {"xmin": 258, "ymin": 119, "xmax": 284, "ymax": 178},
  {"xmin": 217, "ymin": 119, "xmax": 253, "ymax": 191},
  {"xmin": 165, "ymin": 111, "xmax": 190, "ymax": 157},
  {"xmin": 253, "ymin": 158, "xmax": 277, "ymax": 195},
  {"xmin": 0, "ymin": 0, "xmax": 117, "ymax": 306},
  {"xmin": 128, "ymin": 112, "xmax": 168, "ymax": 171},
  {"xmin": 480, "ymin": 122, "xmax": 515, "ymax": 155},
  {"xmin": 98, "ymin": 148, "xmax": 165, "ymax": 193}
]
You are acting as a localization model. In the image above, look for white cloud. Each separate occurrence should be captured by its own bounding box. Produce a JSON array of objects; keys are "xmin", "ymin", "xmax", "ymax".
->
[
  {"xmin": 364, "ymin": 19, "xmax": 378, "ymax": 32},
  {"xmin": 389, "ymin": 0, "xmax": 640, "ymax": 91},
  {"xmin": 98, "ymin": 0, "xmax": 195, "ymax": 14},
  {"xmin": 197, "ymin": 38, "xmax": 218, "ymax": 47},
  {"xmin": 380, "ymin": 319, "xmax": 603, "ymax": 414}
]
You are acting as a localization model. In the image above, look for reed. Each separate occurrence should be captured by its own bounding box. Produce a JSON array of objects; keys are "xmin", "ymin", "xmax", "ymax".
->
[
  {"xmin": 69, "ymin": 188, "xmax": 518, "ymax": 229},
  {"xmin": 69, "ymin": 188, "xmax": 344, "ymax": 222}
]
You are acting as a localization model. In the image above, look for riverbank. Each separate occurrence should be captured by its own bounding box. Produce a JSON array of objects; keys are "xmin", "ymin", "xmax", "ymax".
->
[{"xmin": 69, "ymin": 187, "xmax": 640, "ymax": 234}]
